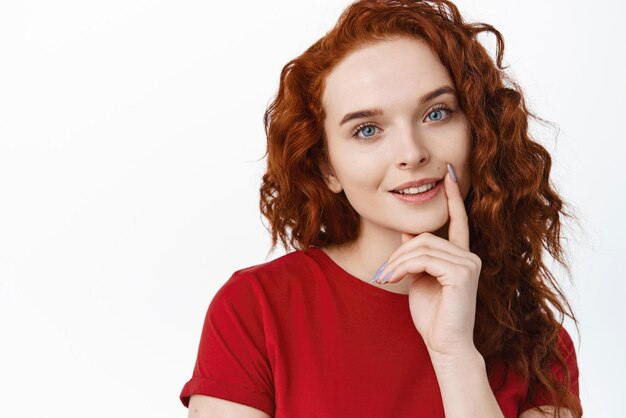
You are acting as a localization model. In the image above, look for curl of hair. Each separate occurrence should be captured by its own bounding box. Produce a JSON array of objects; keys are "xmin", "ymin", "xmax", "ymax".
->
[{"xmin": 259, "ymin": 1, "xmax": 581, "ymax": 416}]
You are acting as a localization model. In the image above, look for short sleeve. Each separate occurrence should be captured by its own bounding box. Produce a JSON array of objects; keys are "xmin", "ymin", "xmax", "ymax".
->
[
  {"xmin": 180, "ymin": 272, "xmax": 275, "ymax": 416},
  {"xmin": 520, "ymin": 327, "xmax": 582, "ymax": 413}
]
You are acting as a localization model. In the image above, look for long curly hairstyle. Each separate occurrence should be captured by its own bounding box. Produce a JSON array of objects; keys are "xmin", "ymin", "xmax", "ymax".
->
[{"xmin": 259, "ymin": 0, "xmax": 581, "ymax": 416}]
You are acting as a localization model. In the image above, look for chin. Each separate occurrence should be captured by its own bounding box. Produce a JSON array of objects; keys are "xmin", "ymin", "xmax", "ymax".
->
[{"xmin": 405, "ymin": 215, "xmax": 449, "ymax": 236}]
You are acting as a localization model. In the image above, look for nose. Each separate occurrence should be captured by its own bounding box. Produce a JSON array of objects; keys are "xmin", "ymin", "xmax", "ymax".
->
[{"xmin": 394, "ymin": 123, "xmax": 430, "ymax": 169}]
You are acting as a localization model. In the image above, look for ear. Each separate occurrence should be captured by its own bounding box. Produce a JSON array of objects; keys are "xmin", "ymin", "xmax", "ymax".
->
[{"xmin": 319, "ymin": 159, "xmax": 343, "ymax": 194}]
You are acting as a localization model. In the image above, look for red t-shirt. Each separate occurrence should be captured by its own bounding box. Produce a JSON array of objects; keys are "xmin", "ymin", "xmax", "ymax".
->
[{"xmin": 180, "ymin": 247, "xmax": 581, "ymax": 417}]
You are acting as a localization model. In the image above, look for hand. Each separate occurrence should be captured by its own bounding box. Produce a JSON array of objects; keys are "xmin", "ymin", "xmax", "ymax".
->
[{"xmin": 374, "ymin": 165, "xmax": 482, "ymax": 358}]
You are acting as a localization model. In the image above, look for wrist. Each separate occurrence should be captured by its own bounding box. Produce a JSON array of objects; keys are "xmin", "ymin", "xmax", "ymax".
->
[
  {"xmin": 428, "ymin": 346, "xmax": 484, "ymax": 370},
  {"xmin": 427, "ymin": 348, "xmax": 504, "ymax": 418}
]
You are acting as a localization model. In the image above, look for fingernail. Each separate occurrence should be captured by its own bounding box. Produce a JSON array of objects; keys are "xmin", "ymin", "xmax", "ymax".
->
[
  {"xmin": 369, "ymin": 260, "xmax": 388, "ymax": 283},
  {"xmin": 447, "ymin": 162, "xmax": 457, "ymax": 183},
  {"xmin": 380, "ymin": 271, "xmax": 394, "ymax": 284}
]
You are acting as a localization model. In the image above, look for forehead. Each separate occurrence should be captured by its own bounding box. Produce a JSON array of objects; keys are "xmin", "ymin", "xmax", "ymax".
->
[{"xmin": 322, "ymin": 37, "xmax": 454, "ymax": 120}]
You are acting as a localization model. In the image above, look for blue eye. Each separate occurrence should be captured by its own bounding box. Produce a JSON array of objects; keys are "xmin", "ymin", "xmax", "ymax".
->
[
  {"xmin": 428, "ymin": 109, "xmax": 444, "ymax": 121},
  {"xmin": 352, "ymin": 123, "xmax": 379, "ymax": 139},
  {"xmin": 428, "ymin": 109, "xmax": 445, "ymax": 121},
  {"xmin": 425, "ymin": 106, "xmax": 454, "ymax": 122},
  {"xmin": 360, "ymin": 126, "xmax": 376, "ymax": 137}
]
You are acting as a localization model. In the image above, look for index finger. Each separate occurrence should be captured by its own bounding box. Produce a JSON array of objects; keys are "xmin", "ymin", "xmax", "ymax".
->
[{"xmin": 445, "ymin": 163, "xmax": 470, "ymax": 250}]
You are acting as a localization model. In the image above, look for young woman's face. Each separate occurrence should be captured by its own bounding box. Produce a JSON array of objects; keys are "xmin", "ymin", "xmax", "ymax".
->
[{"xmin": 321, "ymin": 36, "xmax": 472, "ymax": 236}]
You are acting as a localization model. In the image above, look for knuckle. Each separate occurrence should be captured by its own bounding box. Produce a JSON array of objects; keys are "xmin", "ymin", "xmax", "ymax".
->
[
  {"xmin": 418, "ymin": 253, "xmax": 433, "ymax": 262},
  {"xmin": 417, "ymin": 232, "xmax": 434, "ymax": 244},
  {"xmin": 415, "ymin": 248, "xmax": 430, "ymax": 258}
]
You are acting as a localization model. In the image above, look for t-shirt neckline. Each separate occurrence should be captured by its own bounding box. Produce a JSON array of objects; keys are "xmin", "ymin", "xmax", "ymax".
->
[{"xmin": 305, "ymin": 246, "xmax": 410, "ymax": 304}]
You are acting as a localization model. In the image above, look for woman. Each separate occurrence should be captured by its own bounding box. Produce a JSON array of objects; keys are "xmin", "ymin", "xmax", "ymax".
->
[{"xmin": 180, "ymin": 1, "xmax": 582, "ymax": 417}]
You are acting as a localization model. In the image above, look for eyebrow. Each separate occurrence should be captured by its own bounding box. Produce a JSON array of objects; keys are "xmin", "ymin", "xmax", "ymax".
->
[{"xmin": 338, "ymin": 85, "xmax": 457, "ymax": 127}]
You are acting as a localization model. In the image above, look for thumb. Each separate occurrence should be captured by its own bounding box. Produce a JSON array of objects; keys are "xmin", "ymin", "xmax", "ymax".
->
[{"xmin": 402, "ymin": 232, "xmax": 415, "ymax": 244}]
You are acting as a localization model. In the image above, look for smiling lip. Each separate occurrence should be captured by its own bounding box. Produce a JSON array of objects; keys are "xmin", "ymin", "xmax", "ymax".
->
[
  {"xmin": 389, "ymin": 179, "xmax": 443, "ymax": 204},
  {"xmin": 390, "ymin": 177, "xmax": 442, "ymax": 192}
]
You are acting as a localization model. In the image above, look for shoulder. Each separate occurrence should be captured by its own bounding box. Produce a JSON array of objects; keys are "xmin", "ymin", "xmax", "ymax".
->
[
  {"xmin": 203, "ymin": 249, "xmax": 319, "ymax": 330},
  {"xmin": 518, "ymin": 325, "xmax": 582, "ymax": 414},
  {"xmin": 555, "ymin": 326, "xmax": 577, "ymax": 357},
  {"xmin": 543, "ymin": 326, "xmax": 579, "ymax": 374},
  {"xmin": 228, "ymin": 249, "xmax": 318, "ymax": 286},
  {"xmin": 488, "ymin": 326, "xmax": 581, "ymax": 409},
  {"xmin": 215, "ymin": 249, "xmax": 317, "ymax": 299},
  {"xmin": 550, "ymin": 326, "xmax": 580, "ymax": 381}
]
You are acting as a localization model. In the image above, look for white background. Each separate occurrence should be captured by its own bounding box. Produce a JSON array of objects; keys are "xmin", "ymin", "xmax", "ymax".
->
[{"xmin": 1, "ymin": 1, "xmax": 624, "ymax": 416}]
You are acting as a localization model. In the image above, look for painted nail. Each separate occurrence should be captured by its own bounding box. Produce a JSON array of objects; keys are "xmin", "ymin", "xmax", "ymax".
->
[
  {"xmin": 447, "ymin": 162, "xmax": 457, "ymax": 183},
  {"xmin": 369, "ymin": 260, "xmax": 388, "ymax": 283},
  {"xmin": 380, "ymin": 271, "xmax": 394, "ymax": 284}
]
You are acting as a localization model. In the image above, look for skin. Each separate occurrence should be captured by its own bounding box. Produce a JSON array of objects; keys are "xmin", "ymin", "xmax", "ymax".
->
[
  {"xmin": 320, "ymin": 36, "xmax": 475, "ymax": 354},
  {"xmin": 184, "ymin": 36, "xmax": 574, "ymax": 418},
  {"xmin": 318, "ymin": 36, "xmax": 572, "ymax": 418},
  {"xmin": 320, "ymin": 36, "xmax": 472, "ymax": 295}
]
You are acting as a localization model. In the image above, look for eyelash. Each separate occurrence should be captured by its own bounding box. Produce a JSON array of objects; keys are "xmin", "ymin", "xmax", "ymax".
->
[
  {"xmin": 427, "ymin": 104, "xmax": 455, "ymax": 121},
  {"xmin": 350, "ymin": 104, "xmax": 456, "ymax": 139}
]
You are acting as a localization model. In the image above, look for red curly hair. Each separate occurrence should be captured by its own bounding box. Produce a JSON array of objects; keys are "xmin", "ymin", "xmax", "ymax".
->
[{"xmin": 259, "ymin": 1, "xmax": 581, "ymax": 416}]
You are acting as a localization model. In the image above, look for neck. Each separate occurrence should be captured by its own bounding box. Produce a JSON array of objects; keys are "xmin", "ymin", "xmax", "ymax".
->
[{"xmin": 325, "ymin": 218, "xmax": 450, "ymax": 283}]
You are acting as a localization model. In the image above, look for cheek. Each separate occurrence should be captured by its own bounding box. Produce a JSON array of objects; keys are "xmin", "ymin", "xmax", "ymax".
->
[
  {"xmin": 334, "ymin": 149, "xmax": 386, "ymax": 188},
  {"xmin": 437, "ymin": 141, "xmax": 470, "ymax": 170},
  {"xmin": 445, "ymin": 117, "xmax": 472, "ymax": 164},
  {"xmin": 455, "ymin": 150, "xmax": 472, "ymax": 199},
  {"xmin": 437, "ymin": 135, "xmax": 472, "ymax": 196},
  {"xmin": 460, "ymin": 171, "xmax": 472, "ymax": 201},
  {"xmin": 446, "ymin": 129, "xmax": 472, "ymax": 168}
]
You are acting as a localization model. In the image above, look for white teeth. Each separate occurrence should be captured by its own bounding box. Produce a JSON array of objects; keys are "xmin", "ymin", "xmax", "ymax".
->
[{"xmin": 396, "ymin": 182, "xmax": 436, "ymax": 195}]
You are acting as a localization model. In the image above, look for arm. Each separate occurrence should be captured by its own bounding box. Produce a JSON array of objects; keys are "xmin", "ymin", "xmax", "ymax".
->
[
  {"xmin": 429, "ymin": 349, "xmax": 505, "ymax": 418},
  {"xmin": 430, "ymin": 349, "xmax": 576, "ymax": 418},
  {"xmin": 375, "ymin": 172, "xmax": 505, "ymax": 417},
  {"xmin": 179, "ymin": 273, "xmax": 275, "ymax": 416},
  {"xmin": 188, "ymin": 395, "xmax": 272, "ymax": 418}
]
